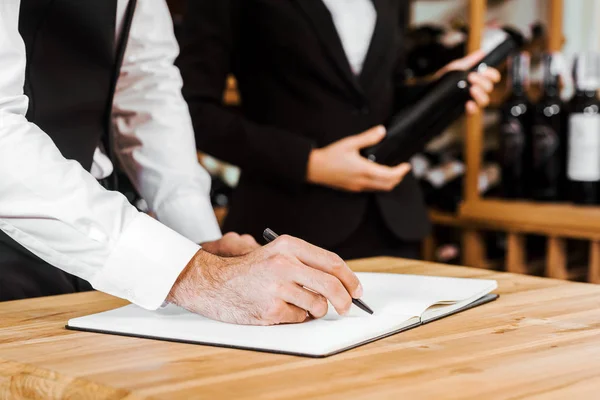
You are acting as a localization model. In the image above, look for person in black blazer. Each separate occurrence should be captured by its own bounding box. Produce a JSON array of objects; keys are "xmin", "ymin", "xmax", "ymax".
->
[{"xmin": 178, "ymin": 0, "xmax": 499, "ymax": 259}]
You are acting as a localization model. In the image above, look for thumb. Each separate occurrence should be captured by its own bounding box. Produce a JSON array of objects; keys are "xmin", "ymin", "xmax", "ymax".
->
[
  {"xmin": 458, "ymin": 50, "xmax": 486, "ymax": 69},
  {"xmin": 445, "ymin": 50, "xmax": 485, "ymax": 72},
  {"xmin": 343, "ymin": 125, "xmax": 386, "ymax": 150}
]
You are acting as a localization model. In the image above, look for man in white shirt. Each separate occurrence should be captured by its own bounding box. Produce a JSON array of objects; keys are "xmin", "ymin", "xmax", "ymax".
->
[{"xmin": 0, "ymin": 0, "xmax": 362, "ymax": 325}]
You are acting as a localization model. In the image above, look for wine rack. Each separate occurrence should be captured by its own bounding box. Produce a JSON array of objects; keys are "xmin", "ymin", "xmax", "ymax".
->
[{"xmin": 425, "ymin": 0, "xmax": 600, "ymax": 284}]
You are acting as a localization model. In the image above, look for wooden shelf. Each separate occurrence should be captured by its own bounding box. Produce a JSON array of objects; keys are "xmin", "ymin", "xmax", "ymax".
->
[
  {"xmin": 460, "ymin": 199, "xmax": 600, "ymax": 240},
  {"xmin": 214, "ymin": 206, "xmax": 228, "ymax": 227},
  {"xmin": 429, "ymin": 209, "xmax": 464, "ymax": 227}
]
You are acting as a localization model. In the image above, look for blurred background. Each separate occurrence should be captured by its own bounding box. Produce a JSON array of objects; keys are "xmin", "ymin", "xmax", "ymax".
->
[{"xmin": 165, "ymin": 0, "xmax": 600, "ymax": 284}]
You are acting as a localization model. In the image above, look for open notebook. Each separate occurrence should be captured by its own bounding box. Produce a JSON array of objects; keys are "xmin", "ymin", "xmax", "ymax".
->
[{"xmin": 67, "ymin": 273, "xmax": 498, "ymax": 358}]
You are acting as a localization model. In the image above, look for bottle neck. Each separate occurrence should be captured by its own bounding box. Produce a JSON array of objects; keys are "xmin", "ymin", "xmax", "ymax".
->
[
  {"xmin": 541, "ymin": 54, "xmax": 561, "ymax": 99},
  {"xmin": 510, "ymin": 54, "xmax": 529, "ymax": 97},
  {"xmin": 543, "ymin": 81, "xmax": 560, "ymax": 98}
]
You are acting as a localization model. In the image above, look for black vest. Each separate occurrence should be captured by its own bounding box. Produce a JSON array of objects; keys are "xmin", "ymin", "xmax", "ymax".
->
[{"xmin": 18, "ymin": 0, "xmax": 134, "ymax": 171}]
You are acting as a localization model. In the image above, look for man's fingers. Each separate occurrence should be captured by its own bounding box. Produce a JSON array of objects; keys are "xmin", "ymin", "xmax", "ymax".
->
[
  {"xmin": 265, "ymin": 300, "xmax": 308, "ymax": 325},
  {"xmin": 280, "ymin": 304, "xmax": 309, "ymax": 324},
  {"xmin": 241, "ymin": 234, "xmax": 260, "ymax": 250},
  {"xmin": 342, "ymin": 125, "xmax": 386, "ymax": 149},
  {"xmin": 285, "ymin": 262, "xmax": 352, "ymax": 316},
  {"xmin": 468, "ymin": 72, "xmax": 493, "ymax": 93},
  {"xmin": 269, "ymin": 236, "xmax": 362, "ymax": 299},
  {"xmin": 279, "ymin": 283, "xmax": 329, "ymax": 318}
]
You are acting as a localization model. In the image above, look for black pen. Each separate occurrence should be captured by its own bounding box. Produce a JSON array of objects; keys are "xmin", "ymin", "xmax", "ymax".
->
[{"xmin": 262, "ymin": 228, "xmax": 374, "ymax": 315}]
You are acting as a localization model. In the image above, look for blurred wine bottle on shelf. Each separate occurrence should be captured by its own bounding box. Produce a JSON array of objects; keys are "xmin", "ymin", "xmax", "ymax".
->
[
  {"xmin": 417, "ymin": 148, "xmax": 499, "ymax": 213},
  {"xmin": 420, "ymin": 158, "xmax": 466, "ymax": 208},
  {"xmin": 197, "ymin": 152, "xmax": 240, "ymax": 211},
  {"xmin": 499, "ymin": 53, "xmax": 532, "ymax": 199},
  {"xmin": 404, "ymin": 25, "xmax": 452, "ymax": 78},
  {"xmin": 210, "ymin": 177, "xmax": 233, "ymax": 208},
  {"xmin": 428, "ymin": 225, "xmax": 461, "ymax": 265},
  {"xmin": 411, "ymin": 142, "xmax": 460, "ymax": 200},
  {"xmin": 567, "ymin": 53, "xmax": 600, "ymax": 205},
  {"xmin": 410, "ymin": 151, "xmax": 442, "ymax": 180},
  {"xmin": 530, "ymin": 53, "xmax": 567, "ymax": 202}
]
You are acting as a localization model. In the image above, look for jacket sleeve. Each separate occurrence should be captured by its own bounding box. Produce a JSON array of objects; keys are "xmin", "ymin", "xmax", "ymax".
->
[{"xmin": 178, "ymin": 0, "xmax": 315, "ymax": 191}]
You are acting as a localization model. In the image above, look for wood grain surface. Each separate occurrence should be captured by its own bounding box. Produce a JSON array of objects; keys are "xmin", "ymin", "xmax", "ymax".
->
[{"xmin": 1, "ymin": 257, "xmax": 600, "ymax": 399}]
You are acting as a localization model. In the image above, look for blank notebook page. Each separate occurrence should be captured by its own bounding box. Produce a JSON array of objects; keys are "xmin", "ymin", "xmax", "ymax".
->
[{"xmin": 68, "ymin": 273, "xmax": 497, "ymax": 357}]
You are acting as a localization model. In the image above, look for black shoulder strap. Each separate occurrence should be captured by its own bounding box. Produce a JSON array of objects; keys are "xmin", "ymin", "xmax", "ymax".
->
[{"xmin": 102, "ymin": 0, "xmax": 138, "ymax": 190}]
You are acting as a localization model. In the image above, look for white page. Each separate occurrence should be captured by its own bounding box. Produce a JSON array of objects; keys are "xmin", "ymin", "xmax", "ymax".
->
[
  {"xmin": 358, "ymin": 273, "xmax": 497, "ymax": 317},
  {"xmin": 68, "ymin": 304, "xmax": 419, "ymax": 356},
  {"xmin": 68, "ymin": 273, "xmax": 497, "ymax": 356}
]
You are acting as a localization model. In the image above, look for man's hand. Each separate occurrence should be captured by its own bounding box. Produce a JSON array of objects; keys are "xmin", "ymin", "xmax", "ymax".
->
[
  {"xmin": 201, "ymin": 232, "xmax": 260, "ymax": 257},
  {"xmin": 167, "ymin": 235, "xmax": 362, "ymax": 326},
  {"xmin": 307, "ymin": 125, "xmax": 412, "ymax": 192},
  {"xmin": 434, "ymin": 50, "xmax": 501, "ymax": 115}
]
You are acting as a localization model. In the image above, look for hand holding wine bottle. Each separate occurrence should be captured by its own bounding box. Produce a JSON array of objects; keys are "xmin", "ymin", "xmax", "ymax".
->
[
  {"xmin": 365, "ymin": 29, "xmax": 516, "ymax": 166},
  {"xmin": 307, "ymin": 126, "xmax": 412, "ymax": 192},
  {"xmin": 434, "ymin": 50, "xmax": 501, "ymax": 115}
]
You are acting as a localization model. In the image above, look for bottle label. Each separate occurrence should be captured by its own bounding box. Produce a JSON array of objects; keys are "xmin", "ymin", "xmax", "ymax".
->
[
  {"xmin": 532, "ymin": 124, "xmax": 559, "ymax": 168},
  {"xmin": 425, "ymin": 161, "xmax": 465, "ymax": 189},
  {"xmin": 440, "ymin": 31, "xmax": 467, "ymax": 48},
  {"xmin": 410, "ymin": 154, "xmax": 430, "ymax": 179},
  {"xmin": 481, "ymin": 29, "xmax": 508, "ymax": 56},
  {"xmin": 500, "ymin": 119, "xmax": 526, "ymax": 165},
  {"xmin": 567, "ymin": 114, "xmax": 600, "ymax": 182}
]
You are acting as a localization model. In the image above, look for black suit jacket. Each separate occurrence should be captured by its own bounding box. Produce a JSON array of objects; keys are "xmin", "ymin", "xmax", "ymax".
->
[{"xmin": 179, "ymin": 0, "xmax": 431, "ymax": 248}]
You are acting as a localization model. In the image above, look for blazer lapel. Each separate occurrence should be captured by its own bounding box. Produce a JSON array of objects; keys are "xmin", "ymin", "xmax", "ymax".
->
[
  {"xmin": 359, "ymin": 0, "xmax": 395, "ymax": 90},
  {"xmin": 293, "ymin": 0, "xmax": 364, "ymax": 99}
]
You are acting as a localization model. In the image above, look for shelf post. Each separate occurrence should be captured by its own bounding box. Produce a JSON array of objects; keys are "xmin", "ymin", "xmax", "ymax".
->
[
  {"xmin": 548, "ymin": 0, "xmax": 564, "ymax": 52},
  {"xmin": 422, "ymin": 234, "xmax": 436, "ymax": 262},
  {"xmin": 464, "ymin": 0, "xmax": 486, "ymax": 203},
  {"xmin": 459, "ymin": 0, "xmax": 488, "ymax": 269},
  {"xmin": 589, "ymin": 241, "xmax": 600, "ymax": 283},
  {"xmin": 506, "ymin": 233, "xmax": 527, "ymax": 274},
  {"xmin": 546, "ymin": 237, "xmax": 568, "ymax": 280},
  {"xmin": 462, "ymin": 229, "xmax": 487, "ymax": 268}
]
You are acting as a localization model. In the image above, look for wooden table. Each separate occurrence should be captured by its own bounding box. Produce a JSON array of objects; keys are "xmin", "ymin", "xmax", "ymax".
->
[{"xmin": 1, "ymin": 258, "xmax": 600, "ymax": 399}]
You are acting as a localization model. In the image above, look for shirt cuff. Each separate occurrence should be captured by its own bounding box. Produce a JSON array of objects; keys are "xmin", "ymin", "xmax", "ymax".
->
[
  {"xmin": 154, "ymin": 194, "xmax": 222, "ymax": 244},
  {"xmin": 91, "ymin": 213, "xmax": 200, "ymax": 310}
]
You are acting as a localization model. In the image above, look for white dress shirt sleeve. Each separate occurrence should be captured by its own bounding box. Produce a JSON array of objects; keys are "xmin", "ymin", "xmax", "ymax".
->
[
  {"xmin": 0, "ymin": 1, "xmax": 200, "ymax": 310},
  {"xmin": 112, "ymin": 0, "xmax": 222, "ymax": 244}
]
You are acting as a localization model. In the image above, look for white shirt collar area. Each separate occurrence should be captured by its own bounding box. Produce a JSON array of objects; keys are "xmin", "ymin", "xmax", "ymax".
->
[{"xmin": 320, "ymin": 0, "xmax": 377, "ymax": 75}]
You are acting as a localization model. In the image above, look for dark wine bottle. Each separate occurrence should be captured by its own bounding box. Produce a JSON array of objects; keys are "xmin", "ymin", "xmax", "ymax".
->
[
  {"xmin": 364, "ymin": 29, "xmax": 521, "ymax": 165},
  {"xmin": 567, "ymin": 53, "xmax": 600, "ymax": 204},
  {"xmin": 410, "ymin": 151, "xmax": 441, "ymax": 180},
  {"xmin": 210, "ymin": 177, "xmax": 233, "ymax": 208},
  {"xmin": 530, "ymin": 53, "xmax": 566, "ymax": 201},
  {"xmin": 499, "ymin": 53, "xmax": 532, "ymax": 199},
  {"xmin": 426, "ymin": 161, "xmax": 500, "ymax": 213},
  {"xmin": 420, "ymin": 158, "xmax": 466, "ymax": 208}
]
